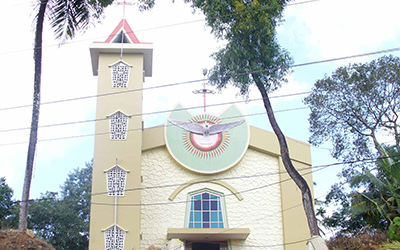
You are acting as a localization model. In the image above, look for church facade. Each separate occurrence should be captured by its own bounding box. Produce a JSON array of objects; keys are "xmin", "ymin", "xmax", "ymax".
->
[{"xmin": 88, "ymin": 19, "xmax": 314, "ymax": 250}]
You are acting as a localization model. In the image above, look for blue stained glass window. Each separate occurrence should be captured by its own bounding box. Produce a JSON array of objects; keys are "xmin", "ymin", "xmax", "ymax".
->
[
  {"xmin": 211, "ymin": 212, "xmax": 218, "ymax": 221},
  {"xmin": 203, "ymin": 201, "xmax": 209, "ymax": 210},
  {"xmin": 211, "ymin": 201, "xmax": 217, "ymax": 210},
  {"xmin": 194, "ymin": 200, "xmax": 201, "ymax": 210},
  {"xmin": 203, "ymin": 212, "xmax": 210, "ymax": 221},
  {"xmin": 195, "ymin": 212, "xmax": 201, "ymax": 222},
  {"xmin": 187, "ymin": 192, "xmax": 225, "ymax": 228}
]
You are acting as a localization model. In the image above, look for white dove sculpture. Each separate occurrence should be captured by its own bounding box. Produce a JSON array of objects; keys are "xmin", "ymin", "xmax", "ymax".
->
[{"xmin": 168, "ymin": 119, "xmax": 244, "ymax": 140}]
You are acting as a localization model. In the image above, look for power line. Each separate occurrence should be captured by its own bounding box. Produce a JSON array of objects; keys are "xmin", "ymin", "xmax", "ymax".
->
[
  {"xmin": 0, "ymin": 105, "xmax": 309, "ymax": 146},
  {"xmin": 86, "ymin": 154, "xmax": 390, "ymax": 206},
  {"xmin": 0, "ymin": 1, "xmax": 36, "ymax": 9},
  {"xmin": 91, "ymin": 161, "xmax": 315, "ymax": 197},
  {"xmin": 2, "ymin": 44, "xmax": 400, "ymax": 113},
  {"xmin": 0, "ymin": 91, "xmax": 310, "ymax": 133},
  {"xmin": 0, "ymin": 0, "xmax": 323, "ymax": 55}
]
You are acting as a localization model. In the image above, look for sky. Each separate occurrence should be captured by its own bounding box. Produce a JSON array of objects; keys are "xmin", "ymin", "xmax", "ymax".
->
[{"xmin": 1, "ymin": 0, "xmax": 400, "ymax": 235}]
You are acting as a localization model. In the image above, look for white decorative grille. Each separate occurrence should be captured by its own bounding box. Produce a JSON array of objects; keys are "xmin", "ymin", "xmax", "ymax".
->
[
  {"xmin": 111, "ymin": 61, "xmax": 131, "ymax": 88},
  {"xmin": 106, "ymin": 166, "xmax": 127, "ymax": 196},
  {"xmin": 104, "ymin": 225, "xmax": 126, "ymax": 250},
  {"xmin": 109, "ymin": 111, "xmax": 129, "ymax": 140}
]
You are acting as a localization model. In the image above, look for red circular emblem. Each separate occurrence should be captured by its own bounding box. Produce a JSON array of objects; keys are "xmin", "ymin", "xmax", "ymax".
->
[{"xmin": 183, "ymin": 114, "xmax": 230, "ymax": 158}]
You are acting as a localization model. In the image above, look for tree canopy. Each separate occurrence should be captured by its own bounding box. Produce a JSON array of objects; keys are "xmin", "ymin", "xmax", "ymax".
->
[
  {"xmin": 1, "ymin": 162, "xmax": 92, "ymax": 249},
  {"xmin": 0, "ymin": 177, "xmax": 15, "ymax": 228},
  {"xmin": 304, "ymin": 55, "xmax": 400, "ymax": 164},
  {"xmin": 185, "ymin": 0, "xmax": 292, "ymax": 96},
  {"xmin": 320, "ymin": 146, "xmax": 400, "ymax": 236},
  {"xmin": 28, "ymin": 162, "xmax": 93, "ymax": 250},
  {"xmin": 306, "ymin": 55, "xmax": 400, "ymax": 237}
]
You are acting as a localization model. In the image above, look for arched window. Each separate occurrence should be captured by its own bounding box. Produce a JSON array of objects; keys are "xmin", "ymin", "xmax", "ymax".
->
[
  {"xmin": 110, "ymin": 60, "xmax": 132, "ymax": 88},
  {"xmin": 186, "ymin": 191, "xmax": 226, "ymax": 229},
  {"xmin": 108, "ymin": 111, "xmax": 130, "ymax": 140}
]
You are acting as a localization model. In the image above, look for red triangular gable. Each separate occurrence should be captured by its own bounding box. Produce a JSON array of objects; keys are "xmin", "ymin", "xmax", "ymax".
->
[{"xmin": 105, "ymin": 19, "xmax": 140, "ymax": 43}]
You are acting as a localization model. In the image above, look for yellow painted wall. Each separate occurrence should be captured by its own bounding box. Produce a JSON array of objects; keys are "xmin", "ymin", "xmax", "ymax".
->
[{"xmin": 89, "ymin": 53, "xmax": 144, "ymax": 250}]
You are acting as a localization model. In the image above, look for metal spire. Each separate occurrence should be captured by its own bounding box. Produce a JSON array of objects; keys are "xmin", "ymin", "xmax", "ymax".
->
[
  {"xmin": 117, "ymin": 0, "xmax": 133, "ymax": 19},
  {"xmin": 193, "ymin": 69, "xmax": 215, "ymax": 112}
]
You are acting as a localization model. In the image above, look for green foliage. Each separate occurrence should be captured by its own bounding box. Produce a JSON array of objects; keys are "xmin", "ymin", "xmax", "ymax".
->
[
  {"xmin": 0, "ymin": 177, "xmax": 17, "ymax": 228},
  {"xmin": 304, "ymin": 55, "xmax": 400, "ymax": 164},
  {"xmin": 381, "ymin": 240, "xmax": 400, "ymax": 249},
  {"xmin": 27, "ymin": 162, "xmax": 93, "ymax": 250},
  {"xmin": 50, "ymin": 0, "xmax": 114, "ymax": 42},
  {"xmin": 388, "ymin": 217, "xmax": 400, "ymax": 240},
  {"xmin": 321, "ymin": 146, "xmax": 400, "ymax": 236},
  {"xmin": 184, "ymin": 0, "xmax": 292, "ymax": 96}
]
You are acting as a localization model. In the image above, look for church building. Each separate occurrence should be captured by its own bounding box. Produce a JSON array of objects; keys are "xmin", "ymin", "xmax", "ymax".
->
[{"xmin": 88, "ymin": 19, "xmax": 315, "ymax": 250}]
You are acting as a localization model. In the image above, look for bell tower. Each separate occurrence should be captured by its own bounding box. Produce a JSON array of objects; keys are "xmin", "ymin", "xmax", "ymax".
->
[{"xmin": 88, "ymin": 19, "xmax": 153, "ymax": 250}]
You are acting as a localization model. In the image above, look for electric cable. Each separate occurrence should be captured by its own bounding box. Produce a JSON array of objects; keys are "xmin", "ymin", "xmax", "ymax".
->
[
  {"xmin": 0, "ymin": 91, "xmax": 309, "ymax": 133},
  {"xmin": 87, "ymin": 154, "xmax": 389, "ymax": 206},
  {"xmin": 0, "ymin": 0, "xmax": 323, "ymax": 55},
  {"xmin": 12, "ymin": 154, "xmax": 393, "ymax": 204},
  {"xmin": 2, "ymin": 44, "xmax": 400, "ymax": 113},
  {"xmin": 0, "ymin": 1, "xmax": 36, "ymax": 9},
  {"xmin": 0, "ymin": 105, "xmax": 309, "ymax": 147}
]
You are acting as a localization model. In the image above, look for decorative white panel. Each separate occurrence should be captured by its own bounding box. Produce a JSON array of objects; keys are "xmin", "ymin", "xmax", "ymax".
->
[
  {"xmin": 109, "ymin": 111, "xmax": 129, "ymax": 140},
  {"xmin": 104, "ymin": 225, "xmax": 126, "ymax": 250},
  {"xmin": 106, "ymin": 165, "xmax": 128, "ymax": 196},
  {"xmin": 111, "ymin": 61, "xmax": 132, "ymax": 88}
]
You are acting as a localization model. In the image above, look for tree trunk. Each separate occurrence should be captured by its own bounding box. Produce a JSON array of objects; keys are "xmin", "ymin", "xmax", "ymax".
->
[
  {"xmin": 253, "ymin": 74, "xmax": 320, "ymax": 236},
  {"xmin": 19, "ymin": 0, "xmax": 48, "ymax": 231}
]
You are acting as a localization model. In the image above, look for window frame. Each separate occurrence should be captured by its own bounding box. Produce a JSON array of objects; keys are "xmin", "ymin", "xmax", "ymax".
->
[
  {"xmin": 107, "ymin": 110, "xmax": 131, "ymax": 140},
  {"xmin": 109, "ymin": 60, "xmax": 132, "ymax": 88},
  {"xmin": 185, "ymin": 188, "xmax": 228, "ymax": 229}
]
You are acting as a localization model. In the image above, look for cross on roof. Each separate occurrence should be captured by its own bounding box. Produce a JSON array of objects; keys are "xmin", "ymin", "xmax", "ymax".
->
[
  {"xmin": 117, "ymin": 0, "xmax": 133, "ymax": 19},
  {"xmin": 193, "ymin": 70, "xmax": 215, "ymax": 112}
]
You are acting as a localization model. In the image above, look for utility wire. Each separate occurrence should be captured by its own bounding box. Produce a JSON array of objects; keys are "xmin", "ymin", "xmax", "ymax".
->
[
  {"xmin": 2, "ymin": 44, "xmax": 400, "ymax": 112},
  {"xmin": 0, "ymin": 106, "xmax": 309, "ymax": 147},
  {"xmin": 92, "ymin": 162, "xmax": 315, "ymax": 197},
  {"xmin": 0, "ymin": 1, "xmax": 36, "ymax": 8},
  {"xmin": 0, "ymin": 91, "xmax": 309, "ymax": 133},
  {"xmin": 88, "ymin": 154, "xmax": 388, "ymax": 206},
  {"xmin": 13, "ymin": 154, "xmax": 396, "ymax": 208},
  {"xmin": 0, "ymin": 0, "xmax": 323, "ymax": 55}
]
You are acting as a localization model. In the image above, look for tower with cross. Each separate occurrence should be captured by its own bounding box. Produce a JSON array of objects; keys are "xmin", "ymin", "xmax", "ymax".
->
[{"xmin": 88, "ymin": 15, "xmax": 153, "ymax": 249}]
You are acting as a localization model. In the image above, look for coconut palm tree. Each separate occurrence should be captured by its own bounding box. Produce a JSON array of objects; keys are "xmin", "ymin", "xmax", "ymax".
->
[{"xmin": 19, "ymin": 0, "xmax": 114, "ymax": 231}]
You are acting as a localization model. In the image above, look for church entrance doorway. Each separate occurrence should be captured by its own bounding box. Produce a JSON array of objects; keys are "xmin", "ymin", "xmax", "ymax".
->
[{"xmin": 187, "ymin": 241, "xmax": 228, "ymax": 250}]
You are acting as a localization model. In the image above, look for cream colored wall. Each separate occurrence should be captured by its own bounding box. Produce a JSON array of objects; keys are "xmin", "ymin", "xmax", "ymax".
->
[
  {"xmin": 142, "ymin": 126, "xmax": 314, "ymax": 250},
  {"xmin": 249, "ymin": 126, "xmax": 313, "ymax": 250},
  {"xmin": 140, "ymin": 147, "xmax": 284, "ymax": 250},
  {"xmin": 89, "ymin": 53, "xmax": 144, "ymax": 250}
]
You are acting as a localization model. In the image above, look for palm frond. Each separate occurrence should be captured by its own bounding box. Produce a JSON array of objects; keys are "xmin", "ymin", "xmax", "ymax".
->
[{"xmin": 50, "ymin": 0, "xmax": 102, "ymax": 43}]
